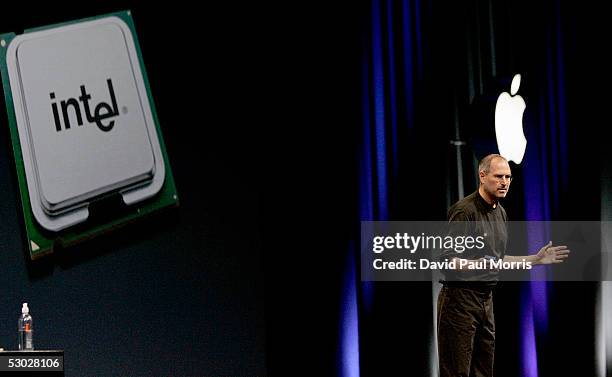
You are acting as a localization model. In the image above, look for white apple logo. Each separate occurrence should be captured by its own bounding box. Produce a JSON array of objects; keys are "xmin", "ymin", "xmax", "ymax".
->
[{"xmin": 495, "ymin": 73, "xmax": 527, "ymax": 164}]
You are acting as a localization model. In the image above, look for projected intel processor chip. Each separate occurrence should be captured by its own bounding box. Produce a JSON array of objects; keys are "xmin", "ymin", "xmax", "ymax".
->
[{"xmin": 0, "ymin": 11, "xmax": 178, "ymax": 258}]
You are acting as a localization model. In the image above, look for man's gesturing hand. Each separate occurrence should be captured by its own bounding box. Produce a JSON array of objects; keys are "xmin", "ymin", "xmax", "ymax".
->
[{"xmin": 535, "ymin": 241, "xmax": 570, "ymax": 265}]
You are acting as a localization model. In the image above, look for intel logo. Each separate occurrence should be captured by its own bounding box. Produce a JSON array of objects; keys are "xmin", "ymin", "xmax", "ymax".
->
[{"xmin": 50, "ymin": 78, "xmax": 120, "ymax": 132}]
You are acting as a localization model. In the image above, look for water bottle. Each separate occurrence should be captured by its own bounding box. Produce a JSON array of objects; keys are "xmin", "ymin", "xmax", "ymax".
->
[{"xmin": 18, "ymin": 303, "xmax": 33, "ymax": 350}]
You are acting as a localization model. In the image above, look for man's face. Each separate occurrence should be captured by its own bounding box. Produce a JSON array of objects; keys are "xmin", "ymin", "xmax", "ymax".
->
[{"xmin": 480, "ymin": 158, "xmax": 512, "ymax": 200}]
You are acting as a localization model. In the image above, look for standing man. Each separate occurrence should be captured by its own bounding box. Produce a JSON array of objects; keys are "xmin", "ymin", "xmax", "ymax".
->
[{"xmin": 437, "ymin": 154, "xmax": 569, "ymax": 377}]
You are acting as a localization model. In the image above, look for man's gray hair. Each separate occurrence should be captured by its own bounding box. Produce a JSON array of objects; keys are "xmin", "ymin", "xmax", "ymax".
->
[{"xmin": 478, "ymin": 154, "xmax": 508, "ymax": 173}]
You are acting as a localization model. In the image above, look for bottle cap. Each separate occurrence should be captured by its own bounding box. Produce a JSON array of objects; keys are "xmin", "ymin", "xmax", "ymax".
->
[{"xmin": 22, "ymin": 303, "xmax": 29, "ymax": 314}]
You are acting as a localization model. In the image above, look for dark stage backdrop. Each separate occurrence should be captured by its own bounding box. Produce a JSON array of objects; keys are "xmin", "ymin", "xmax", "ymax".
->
[
  {"xmin": 0, "ymin": 1, "xmax": 364, "ymax": 376},
  {"xmin": 0, "ymin": 2, "xmax": 270, "ymax": 375}
]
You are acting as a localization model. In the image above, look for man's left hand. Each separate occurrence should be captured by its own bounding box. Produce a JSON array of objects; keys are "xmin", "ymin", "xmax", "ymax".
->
[{"xmin": 535, "ymin": 241, "xmax": 570, "ymax": 265}]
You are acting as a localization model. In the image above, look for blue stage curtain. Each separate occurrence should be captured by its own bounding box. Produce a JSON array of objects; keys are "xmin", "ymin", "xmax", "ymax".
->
[
  {"xmin": 519, "ymin": 3, "xmax": 569, "ymax": 376},
  {"xmin": 339, "ymin": 0, "xmax": 424, "ymax": 375}
]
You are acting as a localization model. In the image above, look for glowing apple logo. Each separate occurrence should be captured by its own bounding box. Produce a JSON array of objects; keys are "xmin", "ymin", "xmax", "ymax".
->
[{"xmin": 495, "ymin": 73, "xmax": 527, "ymax": 164}]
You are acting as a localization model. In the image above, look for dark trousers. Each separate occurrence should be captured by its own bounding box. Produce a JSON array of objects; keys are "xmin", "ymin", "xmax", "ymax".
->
[{"xmin": 437, "ymin": 285, "xmax": 495, "ymax": 377}]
